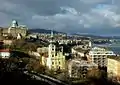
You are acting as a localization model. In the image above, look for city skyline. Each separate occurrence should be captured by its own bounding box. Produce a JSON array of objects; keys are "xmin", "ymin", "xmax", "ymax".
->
[{"xmin": 0, "ymin": 0, "xmax": 120, "ymax": 35}]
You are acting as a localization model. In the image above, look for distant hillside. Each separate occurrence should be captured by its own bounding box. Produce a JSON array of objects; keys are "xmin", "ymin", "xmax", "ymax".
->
[
  {"xmin": 71, "ymin": 33, "xmax": 111, "ymax": 39},
  {"xmin": 28, "ymin": 28, "xmax": 65, "ymax": 34}
]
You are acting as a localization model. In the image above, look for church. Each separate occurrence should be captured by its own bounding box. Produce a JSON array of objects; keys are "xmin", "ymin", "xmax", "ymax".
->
[{"xmin": 42, "ymin": 31, "xmax": 66, "ymax": 71}]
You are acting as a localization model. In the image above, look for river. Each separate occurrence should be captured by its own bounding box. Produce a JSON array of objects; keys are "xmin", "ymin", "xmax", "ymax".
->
[{"xmin": 93, "ymin": 43, "xmax": 120, "ymax": 55}]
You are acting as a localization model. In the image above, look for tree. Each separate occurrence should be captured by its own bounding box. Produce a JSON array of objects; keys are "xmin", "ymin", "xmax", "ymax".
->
[
  {"xmin": 87, "ymin": 69, "xmax": 102, "ymax": 79},
  {"xmin": 26, "ymin": 58, "xmax": 45, "ymax": 73},
  {"xmin": 22, "ymin": 42, "xmax": 37, "ymax": 52}
]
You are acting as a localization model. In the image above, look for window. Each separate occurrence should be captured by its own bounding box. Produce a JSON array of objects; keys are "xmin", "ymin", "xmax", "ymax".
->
[
  {"xmin": 52, "ymin": 62, "xmax": 54, "ymax": 65},
  {"xmin": 52, "ymin": 48, "xmax": 54, "ymax": 51},
  {"xmin": 55, "ymin": 52, "xmax": 57, "ymax": 56},
  {"xmin": 58, "ymin": 66, "xmax": 60, "ymax": 69},
  {"xmin": 52, "ymin": 66, "xmax": 54, "ymax": 69}
]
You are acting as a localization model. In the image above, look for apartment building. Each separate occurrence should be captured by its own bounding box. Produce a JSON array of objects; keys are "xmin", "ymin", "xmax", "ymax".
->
[
  {"xmin": 68, "ymin": 59, "xmax": 98, "ymax": 78},
  {"xmin": 89, "ymin": 47, "xmax": 115, "ymax": 67}
]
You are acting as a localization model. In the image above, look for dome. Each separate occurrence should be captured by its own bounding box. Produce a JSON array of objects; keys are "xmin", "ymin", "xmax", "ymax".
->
[
  {"xmin": 11, "ymin": 20, "xmax": 18, "ymax": 27},
  {"xmin": 12, "ymin": 20, "xmax": 17, "ymax": 24}
]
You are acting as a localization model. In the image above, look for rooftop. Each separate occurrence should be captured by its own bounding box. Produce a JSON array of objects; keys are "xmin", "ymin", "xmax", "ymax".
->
[
  {"xmin": 0, "ymin": 49, "xmax": 10, "ymax": 52},
  {"xmin": 75, "ymin": 47, "xmax": 90, "ymax": 54},
  {"xmin": 70, "ymin": 59, "xmax": 98, "ymax": 67},
  {"xmin": 91, "ymin": 47, "xmax": 106, "ymax": 51}
]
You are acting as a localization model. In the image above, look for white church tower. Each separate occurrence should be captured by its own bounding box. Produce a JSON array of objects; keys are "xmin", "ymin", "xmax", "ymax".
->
[
  {"xmin": 47, "ymin": 31, "xmax": 56, "ymax": 69},
  {"xmin": 46, "ymin": 30, "xmax": 65, "ymax": 71}
]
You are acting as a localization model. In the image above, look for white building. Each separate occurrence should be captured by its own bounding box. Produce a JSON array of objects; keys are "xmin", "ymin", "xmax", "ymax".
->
[
  {"xmin": 0, "ymin": 49, "xmax": 11, "ymax": 59},
  {"xmin": 68, "ymin": 59, "xmax": 98, "ymax": 78},
  {"xmin": 89, "ymin": 47, "xmax": 116, "ymax": 67},
  {"xmin": 71, "ymin": 40, "xmax": 92, "ymax": 57}
]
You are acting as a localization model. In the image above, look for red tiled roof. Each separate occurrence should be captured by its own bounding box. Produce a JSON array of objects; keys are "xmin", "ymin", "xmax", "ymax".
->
[{"xmin": 0, "ymin": 49, "xmax": 10, "ymax": 52}]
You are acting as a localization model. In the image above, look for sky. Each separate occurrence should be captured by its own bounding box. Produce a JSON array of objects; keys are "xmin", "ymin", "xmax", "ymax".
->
[{"xmin": 0, "ymin": 0, "xmax": 120, "ymax": 36}]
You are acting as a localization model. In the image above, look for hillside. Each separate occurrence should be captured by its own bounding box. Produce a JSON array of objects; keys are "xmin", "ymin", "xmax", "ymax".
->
[{"xmin": 28, "ymin": 28, "xmax": 65, "ymax": 34}]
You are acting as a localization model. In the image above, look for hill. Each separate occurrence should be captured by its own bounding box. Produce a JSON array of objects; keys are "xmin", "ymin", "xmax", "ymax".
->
[{"xmin": 28, "ymin": 28, "xmax": 65, "ymax": 34}]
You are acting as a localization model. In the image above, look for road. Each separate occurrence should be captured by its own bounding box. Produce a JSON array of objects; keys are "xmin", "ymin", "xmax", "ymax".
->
[{"xmin": 24, "ymin": 71, "xmax": 69, "ymax": 85}]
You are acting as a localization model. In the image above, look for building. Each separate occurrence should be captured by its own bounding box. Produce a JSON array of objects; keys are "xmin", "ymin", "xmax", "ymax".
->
[
  {"xmin": 71, "ymin": 40, "xmax": 92, "ymax": 58},
  {"xmin": 28, "ymin": 51, "xmax": 41, "ymax": 60},
  {"xmin": 0, "ymin": 49, "xmax": 11, "ymax": 59},
  {"xmin": 37, "ymin": 47, "xmax": 48, "ymax": 53},
  {"xmin": 45, "ymin": 31, "xmax": 65, "ymax": 71},
  {"xmin": 68, "ymin": 59, "xmax": 98, "ymax": 78},
  {"xmin": 3, "ymin": 40, "xmax": 14, "ymax": 45},
  {"xmin": 1, "ymin": 20, "xmax": 28, "ymax": 38},
  {"xmin": 41, "ymin": 53, "xmax": 48, "ymax": 66},
  {"xmin": 107, "ymin": 56, "xmax": 120, "ymax": 82},
  {"xmin": 89, "ymin": 47, "xmax": 115, "ymax": 67}
]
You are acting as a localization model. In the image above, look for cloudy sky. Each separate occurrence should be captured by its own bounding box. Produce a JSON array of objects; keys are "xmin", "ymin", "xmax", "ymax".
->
[{"xmin": 0, "ymin": 0, "xmax": 120, "ymax": 36}]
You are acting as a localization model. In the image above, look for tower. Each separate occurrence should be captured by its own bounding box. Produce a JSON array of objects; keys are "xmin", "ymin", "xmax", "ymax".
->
[
  {"xmin": 89, "ymin": 40, "xmax": 92, "ymax": 48},
  {"xmin": 46, "ymin": 30, "xmax": 65, "ymax": 71},
  {"xmin": 47, "ymin": 31, "xmax": 56, "ymax": 69},
  {"xmin": 88, "ymin": 38, "xmax": 92, "ymax": 48}
]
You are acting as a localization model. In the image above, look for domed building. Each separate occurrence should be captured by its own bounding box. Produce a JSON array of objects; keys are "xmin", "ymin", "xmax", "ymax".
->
[{"xmin": 2, "ymin": 20, "xmax": 28, "ymax": 38}]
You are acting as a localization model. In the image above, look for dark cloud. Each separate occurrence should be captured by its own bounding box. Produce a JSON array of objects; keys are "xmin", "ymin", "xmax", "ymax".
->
[{"xmin": 0, "ymin": 0, "xmax": 120, "ymax": 35}]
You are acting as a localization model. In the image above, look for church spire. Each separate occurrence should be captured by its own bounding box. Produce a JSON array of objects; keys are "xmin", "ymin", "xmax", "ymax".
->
[
  {"xmin": 51, "ymin": 30, "xmax": 53, "ymax": 38},
  {"xmin": 50, "ymin": 30, "xmax": 54, "ymax": 43}
]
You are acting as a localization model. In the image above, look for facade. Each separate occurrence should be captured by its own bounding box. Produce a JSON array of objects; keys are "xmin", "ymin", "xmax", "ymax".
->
[
  {"xmin": 107, "ymin": 56, "xmax": 120, "ymax": 82},
  {"xmin": 45, "ymin": 31, "xmax": 65, "ymax": 71},
  {"xmin": 89, "ymin": 47, "xmax": 115, "ymax": 67},
  {"xmin": 68, "ymin": 59, "xmax": 98, "ymax": 78}
]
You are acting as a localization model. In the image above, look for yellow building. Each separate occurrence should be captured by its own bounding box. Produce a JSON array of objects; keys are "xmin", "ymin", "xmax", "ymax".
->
[
  {"xmin": 107, "ymin": 56, "xmax": 120, "ymax": 82},
  {"xmin": 42, "ymin": 31, "xmax": 65, "ymax": 71},
  {"xmin": 46, "ymin": 45, "xmax": 65, "ymax": 71},
  {"xmin": 49, "ymin": 49, "xmax": 65, "ymax": 71}
]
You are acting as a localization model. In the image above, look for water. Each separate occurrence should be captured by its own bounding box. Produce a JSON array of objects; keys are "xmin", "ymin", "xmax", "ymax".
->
[
  {"xmin": 93, "ymin": 42, "xmax": 120, "ymax": 55},
  {"xmin": 107, "ymin": 45, "xmax": 120, "ymax": 54}
]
